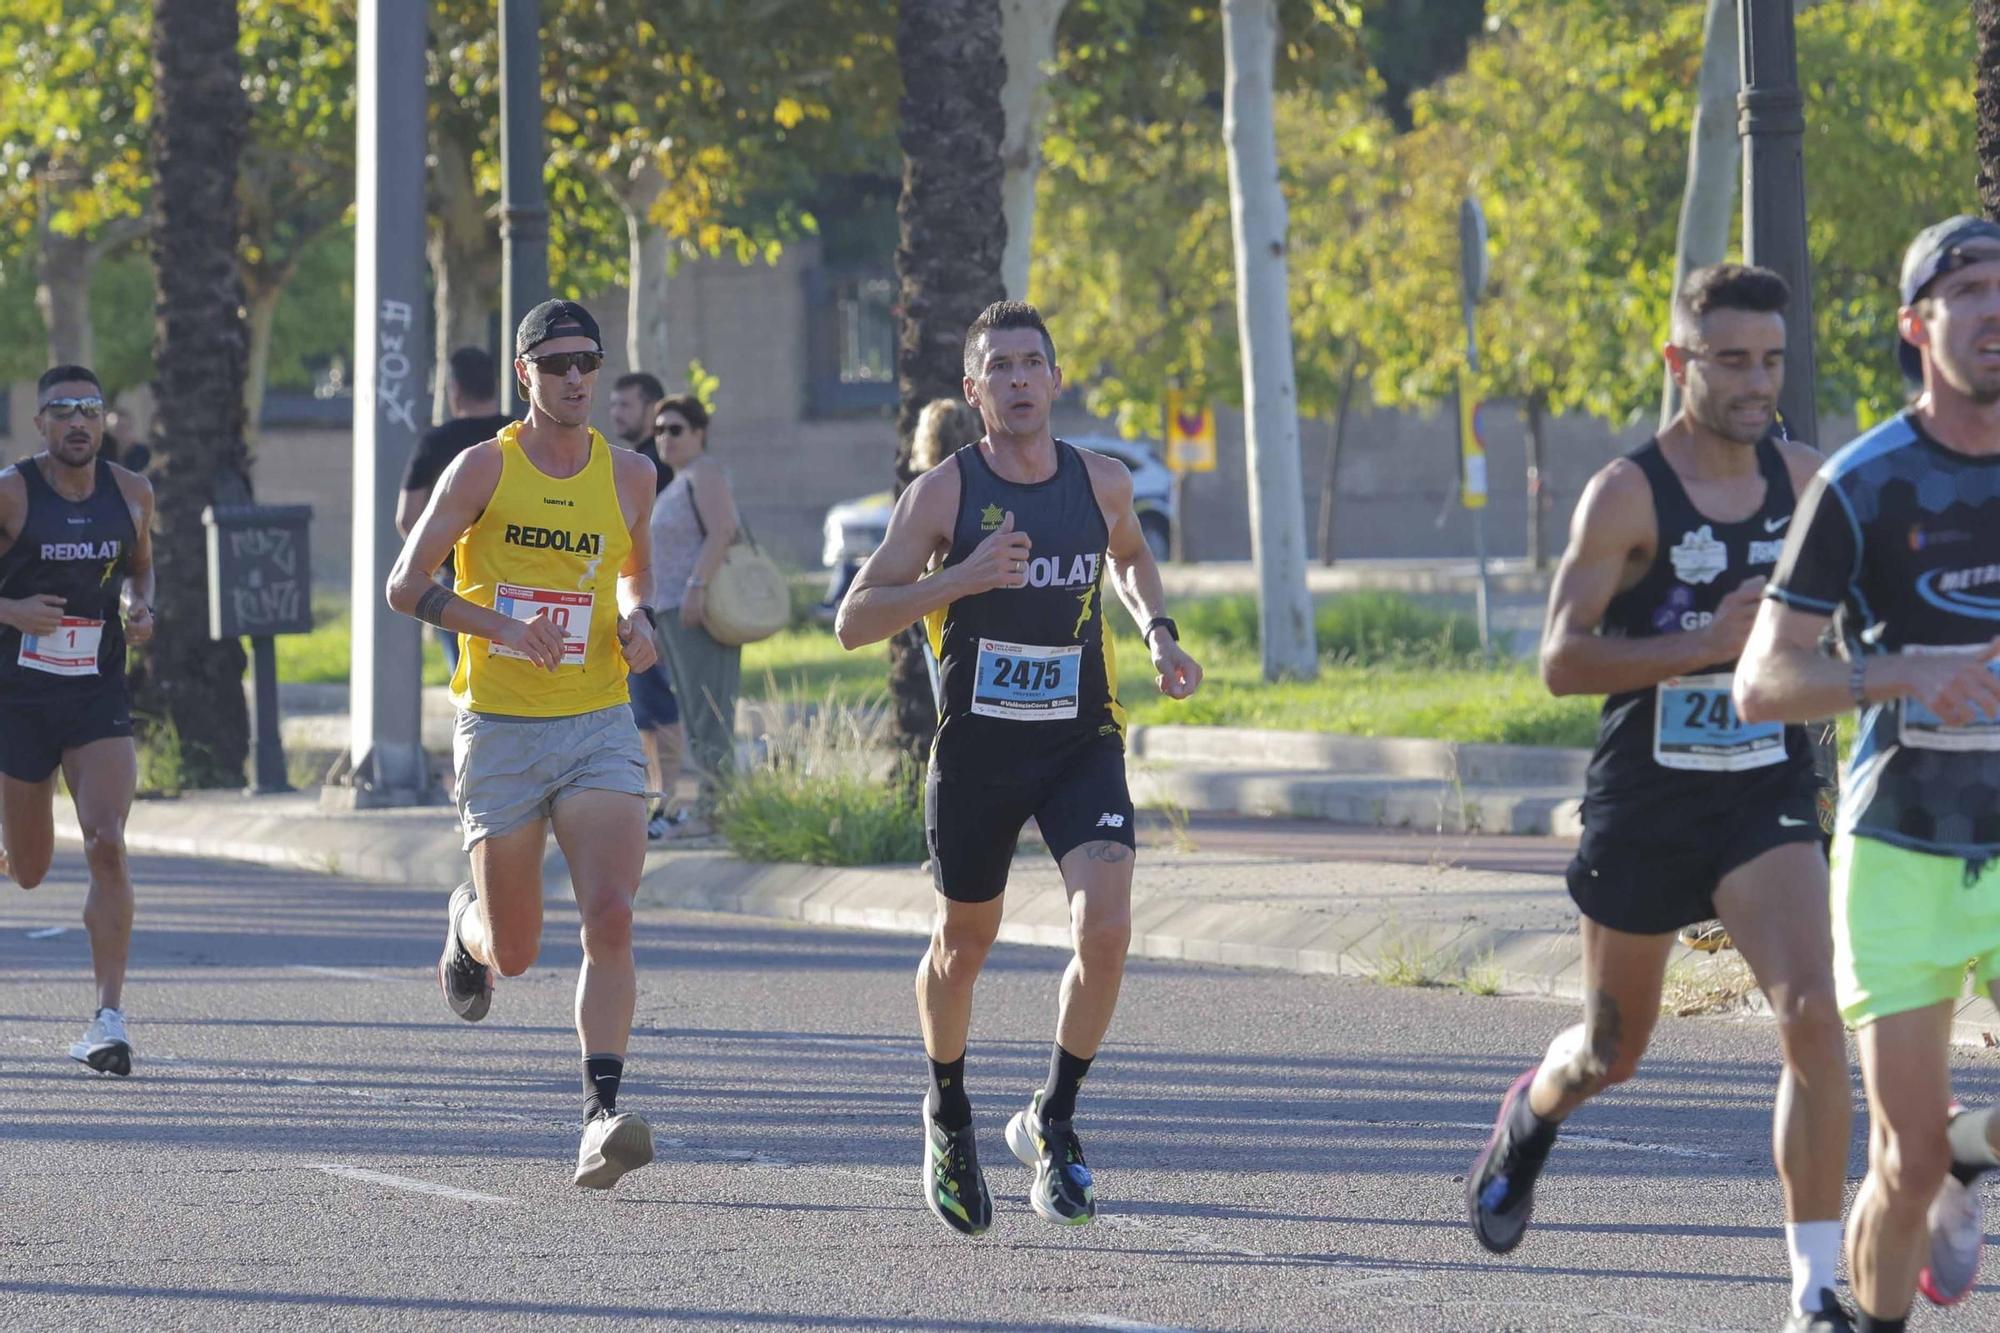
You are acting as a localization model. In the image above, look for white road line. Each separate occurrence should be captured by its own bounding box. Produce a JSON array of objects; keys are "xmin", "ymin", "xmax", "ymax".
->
[
  {"xmin": 1077, "ymin": 1316, "xmax": 1190, "ymax": 1333},
  {"xmin": 1318, "ymin": 1273, "xmax": 1419, "ymax": 1296},
  {"xmin": 289, "ymin": 964, "xmax": 398, "ymax": 982},
  {"xmin": 305, "ymin": 1163, "xmax": 515, "ymax": 1204},
  {"xmin": 1433, "ymin": 1119, "xmax": 1728, "ymax": 1160},
  {"xmin": 24, "ymin": 926, "xmax": 68, "ymax": 939}
]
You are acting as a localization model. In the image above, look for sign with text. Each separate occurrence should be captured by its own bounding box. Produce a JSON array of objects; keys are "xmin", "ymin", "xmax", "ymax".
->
[
  {"xmin": 1458, "ymin": 369, "xmax": 1487, "ymax": 510},
  {"xmin": 1164, "ymin": 390, "xmax": 1216, "ymax": 474},
  {"xmin": 204, "ymin": 504, "xmax": 314, "ymax": 639}
]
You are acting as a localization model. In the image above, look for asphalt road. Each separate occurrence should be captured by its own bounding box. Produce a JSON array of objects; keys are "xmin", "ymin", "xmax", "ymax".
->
[{"xmin": 3, "ymin": 850, "xmax": 1995, "ymax": 1332}]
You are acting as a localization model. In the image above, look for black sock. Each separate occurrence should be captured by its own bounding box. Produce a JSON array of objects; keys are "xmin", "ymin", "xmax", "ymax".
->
[
  {"xmin": 583, "ymin": 1053, "xmax": 624, "ymax": 1123},
  {"xmin": 1040, "ymin": 1043, "xmax": 1093, "ymax": 1123},
  {"xmin": 1855, "ymin": 1314, "xmax": 1906, "ymax": 1333},
  {"xmin": 1507, "ymin": 1082, "xmax": 1559, "ymax": 1156},
  {"xmin": 927, "ymin": 1053, "xmax": 972, "ymax": 1130}
]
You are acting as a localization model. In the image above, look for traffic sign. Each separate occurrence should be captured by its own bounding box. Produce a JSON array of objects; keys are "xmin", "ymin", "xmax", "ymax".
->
[{"xmin": 1165, "ymin": 390, "xmax": 1217, "ymax": 474}]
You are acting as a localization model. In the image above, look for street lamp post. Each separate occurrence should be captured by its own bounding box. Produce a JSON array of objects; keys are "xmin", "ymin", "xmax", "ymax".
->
[
  {"xmin": 1737, "ymin": 0, "xmax": 1817, "ymax": 445},
  {"xmin": 500, "ymin": 0, "xmax": 548, "ymax": 412}
]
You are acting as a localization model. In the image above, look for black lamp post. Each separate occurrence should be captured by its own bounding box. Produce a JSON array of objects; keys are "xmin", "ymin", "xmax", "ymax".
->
[
  {"xmin": 499, "ymin": 0, "xmax": 548, "ymax": 413},
  {"xmin": 1738, "ymin": 0, "xmax": 1817, "ymax": 445}
]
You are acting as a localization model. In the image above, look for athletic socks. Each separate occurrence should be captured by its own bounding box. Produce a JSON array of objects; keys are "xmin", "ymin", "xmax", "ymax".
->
[
  {"xmin": 1784, "ymin": 1220, "xmax": 1840, "ymax": 1316},
  {"xmin": 1040, "ymin": 1043, "xmax": 1093, "ymax": 1123},
  {"xmin": 1947, "ymin": 1104, "xmax": 2000, "ymax": 1184},
  {"xmin": 583, "ymin": 1053, "xmax": 624, "ymax": 1123},
  {"xmin": 1854, "ymin": 1315, "xmax": 1906, "ymax": 1333},
  {"xmin": 1505, "ymin": 1078, "xmax": 1559, "ymax": 1156},
  {"xmin": 927, "ymin": 1053, "xmax": 972, "ymax": 1130}
]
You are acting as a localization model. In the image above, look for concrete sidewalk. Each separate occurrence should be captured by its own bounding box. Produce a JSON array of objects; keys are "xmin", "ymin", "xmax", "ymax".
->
[{"xmin": 62, "ymin": 789, "xmax": 2000, "ymax": 1047}]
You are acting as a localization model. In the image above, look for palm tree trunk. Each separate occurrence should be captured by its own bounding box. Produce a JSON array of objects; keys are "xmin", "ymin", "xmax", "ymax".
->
[
  {"xmin": 144, "ymin": 0, "xmax": 252, "ymax": 788},
  {"xmin": 890, "ymin": 0, "xmax": 1008, "ymax": 772},
  {"xmin": 1980, "ymin": 1, "xmax": 2000, "ymax": 218}
]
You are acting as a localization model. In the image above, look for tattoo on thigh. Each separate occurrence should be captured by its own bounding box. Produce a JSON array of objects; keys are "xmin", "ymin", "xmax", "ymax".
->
[
  {"xmin": 1084, "ymin": 842, "xmax": 1131, "ymax": 864},
  {"xmin": 414, "ymin": 583, "xmax": 457, "ymax": 629}
]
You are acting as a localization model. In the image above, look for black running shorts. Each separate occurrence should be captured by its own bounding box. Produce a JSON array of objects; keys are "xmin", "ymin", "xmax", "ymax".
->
[
  {"xmin": 1566, "ymin": 765, "xmax": 1824, "ymax": 935},
  {"xmin": 0, "ymin": 688, "xmax": 135, "ymax": 784},
  {"xmin": 925, "ymin": 732, "xmax": 1137, "ymax": 904}
]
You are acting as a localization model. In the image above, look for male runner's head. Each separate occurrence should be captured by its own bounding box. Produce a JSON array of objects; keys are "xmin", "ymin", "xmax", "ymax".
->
[
  {"xmin": 1663, "ymin": 263, "xmax": 1788, "ymax": 447},
  {"xmin": 444, "ymin": 346, "xmax": 499, "ymax": 419},
  {"xmin": 512, "ymin": 299, "xmax": 604, "ymax": 430},
  {"xmin": 962, "ymin": 300, "xmax": 1062, "ymax": 443},
  {"xmin": 35, "ymin": 364, "xmax": 106, "ymax": 470},
  {"xmin": 651, "ymin": 393, "xmax": 709, "ymax": 471},
  {"xmin": 610, "ymin": 371, "xmax": 665, "ymax": 445},
  {"xmin": 1897, "ymin": 214, "xmax": 2000, "ymax": 407}
]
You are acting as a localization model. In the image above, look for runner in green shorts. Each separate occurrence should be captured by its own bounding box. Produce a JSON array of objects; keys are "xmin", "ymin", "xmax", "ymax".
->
[{"xmin": 1737, "ymin": 216, "xmax": 2000, "ymax": 1331}]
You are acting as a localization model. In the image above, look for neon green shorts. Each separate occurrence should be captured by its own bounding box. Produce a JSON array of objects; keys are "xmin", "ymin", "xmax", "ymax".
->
[{"xmin": 1832, "ymin": 833, "xmax": 2000, "ymax": 1026}]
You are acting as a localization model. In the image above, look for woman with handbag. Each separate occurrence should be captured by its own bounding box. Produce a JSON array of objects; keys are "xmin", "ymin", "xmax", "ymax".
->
[{"xmin": 647, "ymin": 393, "xmax": 743, "ymax": 824}]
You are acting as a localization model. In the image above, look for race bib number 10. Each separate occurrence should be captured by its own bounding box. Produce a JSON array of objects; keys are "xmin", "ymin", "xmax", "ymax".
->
[
  {"xmin": 1654, "ymin": 671, "xmax": 1785, "ymax": 772},
  {"xmin": 488, "ymin": 584, "xmax": 592, "ymax": 667},
  {"xmin": 972, "ymin": 638, "xmax": 1082, "ymax": 721},
  {"xmin": 18, "ymin": 617, "xmax": 104, "ymax": 677}
]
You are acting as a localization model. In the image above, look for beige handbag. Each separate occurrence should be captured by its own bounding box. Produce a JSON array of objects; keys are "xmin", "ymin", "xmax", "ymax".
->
[{"xmin": 689, "ymin": 485, "xmax": 789, "ymax": 646}]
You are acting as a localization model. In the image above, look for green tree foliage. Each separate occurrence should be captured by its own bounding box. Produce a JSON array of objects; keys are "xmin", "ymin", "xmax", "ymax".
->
[{"xmin": 1360, "ymin": 0, "xmax": 1486, "ymax": 130}]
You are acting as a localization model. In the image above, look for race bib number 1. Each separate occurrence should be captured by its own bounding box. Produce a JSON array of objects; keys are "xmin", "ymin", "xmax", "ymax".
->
[
  {"xmin": 1654, "ymin": 671, "xmax": 1785, "ymax": 772},
  {"xmin": 488, "ymin": 584, "xmax": 592, "ymax": 667},
  {"xmin": 972, "ymin": 638, "xmax": 1082, "ymax": 721},
  {"xmin": 18, "ymin": 617, "xmax": 104, "ymax": 678}
]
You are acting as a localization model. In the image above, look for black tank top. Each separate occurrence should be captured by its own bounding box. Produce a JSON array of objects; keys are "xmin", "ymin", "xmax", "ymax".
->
[
  {"xmin": 1585, "ymin": 436, "xmax": 1811, "ymax": 806},
  {"xmin": 0, "ymin": 457, "xmax": 136, "ymax": 700},
  {"xmin": 927, "ymin": 441, "xmax": 1119, "ymax": 774}
]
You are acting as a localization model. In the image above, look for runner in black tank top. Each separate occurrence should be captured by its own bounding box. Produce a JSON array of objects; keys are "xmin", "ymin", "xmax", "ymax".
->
[
  {"xmin": 0, "ymin": 366, "xmax": 157, "ymax": 1078},
  {"xmin": 833, "ymin": 302, "xmax": 1202, "ymax": 1239},
  {"xmin": 1464, "ymin": 269, "xmax": 1853, "ymax": 1331}
]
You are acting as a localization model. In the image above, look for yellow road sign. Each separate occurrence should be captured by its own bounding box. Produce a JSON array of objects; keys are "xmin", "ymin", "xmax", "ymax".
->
[{"xmin": 1165, "ymin": 391, "xmax": 1216, "ymax": 474}]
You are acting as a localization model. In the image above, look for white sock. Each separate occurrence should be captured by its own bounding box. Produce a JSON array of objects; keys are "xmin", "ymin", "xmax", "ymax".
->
[{"xmin": 1786, "ymin": 1219, "xmax": 1841, "ymax": 1315}]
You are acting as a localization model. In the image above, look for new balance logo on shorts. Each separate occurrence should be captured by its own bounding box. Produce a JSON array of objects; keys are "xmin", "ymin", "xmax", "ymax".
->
[{"xmin": 1095, "ymin": 813, "xmax": 1125, "ymax": 829}]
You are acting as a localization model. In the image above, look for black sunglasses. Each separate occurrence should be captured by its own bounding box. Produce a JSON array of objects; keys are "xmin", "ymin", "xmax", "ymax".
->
[
  {"xmin": 41, "ymin": 396, "xmax": 105, "ymax": 421},
  {"xmin": 525, "ymin": 350, "xmax": 604, "ymax": 376},
  {"xmin": 657, "ymin": 423, "xmax": 687, "ymax": 438}
]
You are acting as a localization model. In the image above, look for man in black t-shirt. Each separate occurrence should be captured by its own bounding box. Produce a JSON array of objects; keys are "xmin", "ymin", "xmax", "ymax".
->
[{"xmin": 398, "ymin": 347, "xmax": 513, "ymax": 674}]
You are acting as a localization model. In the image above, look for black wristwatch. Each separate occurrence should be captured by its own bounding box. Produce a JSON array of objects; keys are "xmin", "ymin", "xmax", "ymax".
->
[{"xmin": 1143, "ymin": 616, "xmax": 1179, "ymax": 645}]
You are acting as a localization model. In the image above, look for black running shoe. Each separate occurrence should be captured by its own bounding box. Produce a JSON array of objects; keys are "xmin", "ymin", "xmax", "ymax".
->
[
  {"xmin": 1781, "ymin": 1288, "xmax": 1854, "ymax": 1332},
  {"xmin": 921, "ymin": 1104, "xmax": 992, "ymax": 1237},
  {"xmin": 1005, "ymin": 1090, "xmax": 1096, "ymax": 1226},
  {"xmin": 1466, "ymin": 1067, "xmax": 1553, "ymax": 1254},
  {"xmin": 438, "ymin": 882, "xmax": 492, "ymax": 1022}
]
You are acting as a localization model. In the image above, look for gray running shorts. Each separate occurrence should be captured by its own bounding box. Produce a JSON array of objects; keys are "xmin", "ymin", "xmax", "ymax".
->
[{"xmin": 452, "ymin": 704, "xmax": 649, "ymax": 849}]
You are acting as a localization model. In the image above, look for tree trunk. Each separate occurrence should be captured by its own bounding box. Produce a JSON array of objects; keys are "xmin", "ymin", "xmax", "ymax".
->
[
  {"xmin": 427, "ymin": 120, "xmax": 498, "ymax": 422},
  {"xmin": 1661, "ymin": 0, "xmax": 1741, "ymax": 428},
  {"xmin": 1315, "ymin": 340, "xmax": 1359, "ymax": 568},
  {"xmin": 1980, "ymin": 1, "xmax": 2000, "ymax": 219},
  {"xmin": 241, "ymin": 272, "xmax": 287, "ymax": 443},
  {"xmin": 144, "ymin": 0, "xmax": 252, "ymax": 788},
  {"xmin": 1524, "ymin": 391, "xmax": 1551, "ymax": 571},
  {"xmin": 622, "ymin": 163, "xmax": 674, "ymax": 379},
  {"xmin": 998, "ymin": 0, "xmax": 1067, "ymax": 300},
  {"xmin": 35, "ymin": 168, "xmax": 95, "ymax": 368},
  {"xmin": 890, "ymin": 0, "xmax": 1008, "ymax": 771},
  {"xmin": 1222, "ymin": 0, "xmax": 1316, "ymax": 681}
]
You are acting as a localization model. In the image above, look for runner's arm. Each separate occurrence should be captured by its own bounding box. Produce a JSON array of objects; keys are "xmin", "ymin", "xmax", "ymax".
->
[
  {"xmin": 0, "ymin": 470, "xmax": 58, "ymax": 633},
  {"xmin": 836, "ymin": 464, "xmax": 1029, "ymax": 649},
  {"xmin": 1090, "ymin": 452, "xmax": 1200, "ymax": 698},
  {"xmin": 1540, "ymin": 460, "xmax": 1741, "ymax": 696},
  {"xmin": 385, "ymin": 445, "xmax": 558, "ymax": 665},
  {"xmin": 116, "ymin": 469, "xmax": 156, "ymax": 647}
]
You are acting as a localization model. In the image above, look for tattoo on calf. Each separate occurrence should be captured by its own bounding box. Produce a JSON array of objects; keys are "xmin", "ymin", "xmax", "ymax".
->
[{"xmin": 414, "ymin": 583, "xmax": 456, "ymax": 629}]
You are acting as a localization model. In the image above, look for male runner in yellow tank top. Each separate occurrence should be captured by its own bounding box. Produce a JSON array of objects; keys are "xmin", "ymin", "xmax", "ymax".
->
[{"xmin": 387, "ymin": 300, "xmax": 662, "ymax": 1190}]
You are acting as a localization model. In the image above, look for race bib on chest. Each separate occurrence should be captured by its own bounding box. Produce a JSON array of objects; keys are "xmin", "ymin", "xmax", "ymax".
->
[
  {"xmin": 972, "ymin": 638, "xmax": 1082, "ymax": 721},
  {"xmin": 1898, "ymin": 645, "xmax": 2000, "ymax": 751},
  {"xmin": 18, "ymin": 617, "xmax": 104, "ymax": 678},
  {"xmin": 487, "ymin": 584, "xmax": 592, "ymax": 667},
  {"xmin": 1654, "ymin": 671, "xmax": 1785, "ymax": 771}
]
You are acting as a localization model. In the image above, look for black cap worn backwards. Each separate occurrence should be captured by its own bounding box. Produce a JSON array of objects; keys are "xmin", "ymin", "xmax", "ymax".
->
[
  {"xmin": 1897, "ymin": 215, "xmax": 2000, "ymax": 384},
  {"xmin": 515, "ymin": 299, "xmax": 603, "ymax": 356}
]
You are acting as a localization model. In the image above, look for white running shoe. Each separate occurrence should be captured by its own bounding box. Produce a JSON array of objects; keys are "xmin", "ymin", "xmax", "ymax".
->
[
  {"xmin": 574, "ymin": 1111, "xmax": 654, "ymax": 1190},
  {"xmin": 1920, "ymin": 1169, "xmax": 1986, "ymax": 1306},
  {"xmin": 69, "ymin": 1007, "xmax": 133, "ymax": 1076}
]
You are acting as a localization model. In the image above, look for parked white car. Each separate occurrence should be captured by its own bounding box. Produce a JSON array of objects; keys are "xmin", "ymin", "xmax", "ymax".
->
[{"xmin": 819, "ymin": 435, "xmax": 1176, "ymax": 578}]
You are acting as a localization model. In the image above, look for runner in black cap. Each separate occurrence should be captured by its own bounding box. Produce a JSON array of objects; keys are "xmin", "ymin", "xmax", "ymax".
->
[{"xmin": 1739, "ymin": 214, "xmax": 2000, "ymax": 1331}]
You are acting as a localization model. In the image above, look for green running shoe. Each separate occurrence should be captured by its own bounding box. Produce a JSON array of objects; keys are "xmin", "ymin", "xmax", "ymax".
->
[
  {"xmin": 1005, "ymin": 1090, "xmax": 1096, "ymax": 1226},
  {"xmin": 921, "ymin": 1105, "xmax": 992, "ymax": 1237}
]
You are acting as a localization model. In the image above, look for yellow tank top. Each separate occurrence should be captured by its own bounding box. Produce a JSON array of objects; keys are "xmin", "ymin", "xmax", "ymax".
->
[{"xmin": 450, "ymin": 422, "xmax": 632, "ymax": 717}]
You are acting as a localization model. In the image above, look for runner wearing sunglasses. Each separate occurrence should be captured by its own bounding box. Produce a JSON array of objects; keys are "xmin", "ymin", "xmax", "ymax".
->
[
  {"xmin": 0, "ymin": 364, "xmax": 156, "ymax": 1076},
  {"xmin": 387, "ymin": 299, "xmax": 664, "ymax": 1189}
]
